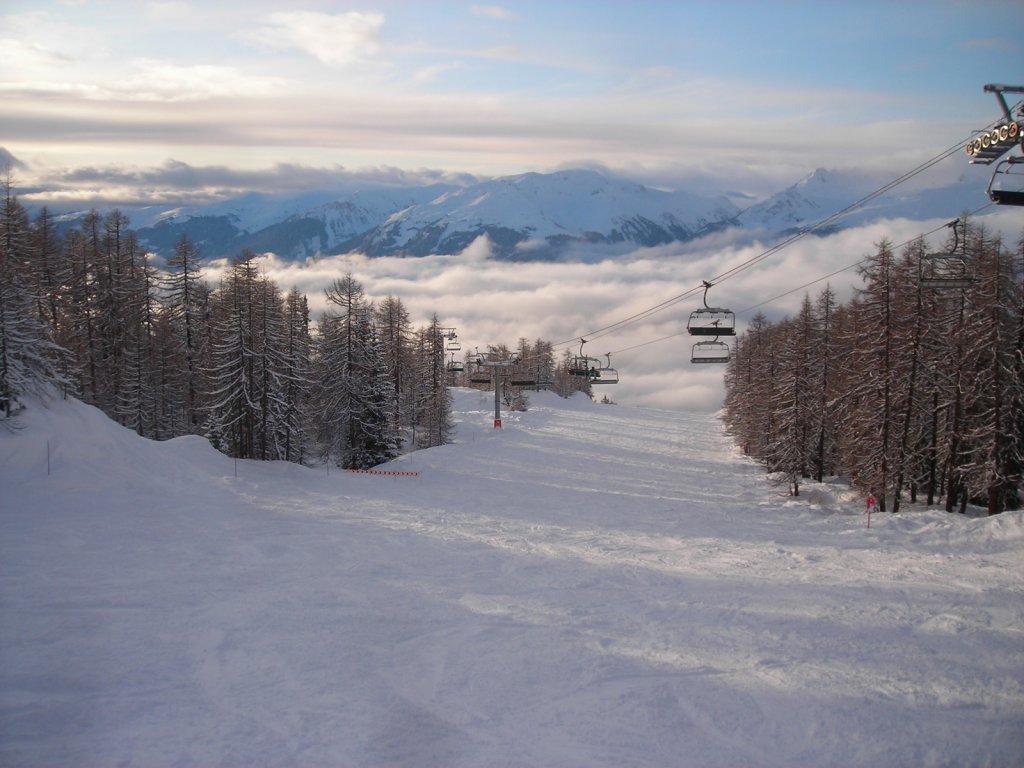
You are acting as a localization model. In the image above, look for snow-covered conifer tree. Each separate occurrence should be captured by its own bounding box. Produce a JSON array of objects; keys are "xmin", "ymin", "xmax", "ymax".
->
[
  {"xmin": 161, "ymin": 233, "xmax": 206, "ymax": 432},
  {"xmin": 314, "ymin": 274, "xmax": 400, "ymax": 468},
  {"xmin": 0, "ymin": 177, "xmax": 66, "ymax": 419}
]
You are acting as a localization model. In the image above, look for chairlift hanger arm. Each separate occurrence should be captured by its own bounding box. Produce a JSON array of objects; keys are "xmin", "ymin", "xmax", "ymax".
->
[{"xmin": 984, "ymin": 84, "xmax": 1024, "ymax": 123}]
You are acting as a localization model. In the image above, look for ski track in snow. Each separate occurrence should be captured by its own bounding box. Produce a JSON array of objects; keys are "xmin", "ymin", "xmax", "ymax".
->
[{"xmin": 2, "ymin": 389, "xmax": 1023, "ymax": 767}]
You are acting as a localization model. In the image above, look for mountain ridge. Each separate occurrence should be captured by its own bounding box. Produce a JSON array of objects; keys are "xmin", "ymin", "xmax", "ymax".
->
[{"xmin": 43, "ymin": 166, "xmax": 992, "ymax": 262}]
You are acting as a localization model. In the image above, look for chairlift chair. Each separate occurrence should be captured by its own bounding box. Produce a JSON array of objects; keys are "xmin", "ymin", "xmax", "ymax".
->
[
  {"xmin": 986, "ymin": 156, "xmax": 1024, "ymax": 206},
  {"xmin": 687, "ymin": 281, "xmax": 735, "ymax": 336},
  {"xmin": 920, "ymin": 261, "xmax": 974, "ymax": 289},
  {"xmin": 920, "ymin": 218, "xmax": 975, "ymax": 289},
  {"xmin": 590, "ymin": 353, "xmax": 619, "ymax": 384},
  {"xmin": 468, "ymin": 362, "xmax": 491, "ymax": 384},
  {"xmin": 568, "ymin": 357, "xmax": 600, "ymax": 378},
  {"xmin": 567, "ymin": 339, "xmax": 602, "ymax": 379},
  {"xmin": 691, "ymin": 340, "xmax": 731, "ymax": 364}
]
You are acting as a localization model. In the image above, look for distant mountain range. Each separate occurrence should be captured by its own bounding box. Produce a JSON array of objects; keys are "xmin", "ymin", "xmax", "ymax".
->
[{"xmin": 47, "ymin": 167, "xmax": 993, "ymax": 262}]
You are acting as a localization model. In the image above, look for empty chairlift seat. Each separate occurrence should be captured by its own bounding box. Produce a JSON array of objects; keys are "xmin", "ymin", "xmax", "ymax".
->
[
  {"xmin": 687, "ymin": 282, "xmax": 736, "ymax": 337},
  {"xmin": 687, "ymin": 308, "xmax": 736, "ymax": 336},
  {"xmin": 987, "ymin": 157, "xmax": 1024, "ymax": 206},
  {"xmin": 691, "ymin": 340, "xmax": 731, "ymax": 364},
  {"xmin": 920, "ymin": 219, "xmax": 974, "ymax": 290}
]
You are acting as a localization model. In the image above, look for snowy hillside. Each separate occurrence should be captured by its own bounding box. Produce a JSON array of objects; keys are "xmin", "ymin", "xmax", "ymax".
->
[{"xmin": 2, "ymin": 391, "xmax": 1022, "ymax": 767}]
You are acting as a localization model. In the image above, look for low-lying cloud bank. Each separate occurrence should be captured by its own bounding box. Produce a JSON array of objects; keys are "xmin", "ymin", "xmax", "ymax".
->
[{"xmin": 202, "ymin": 211, "xmax": 1019, "ymax": 411}]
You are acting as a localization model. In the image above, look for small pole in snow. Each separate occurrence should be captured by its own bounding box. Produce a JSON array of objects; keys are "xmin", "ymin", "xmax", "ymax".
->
[
  {"xmin": 47, "ymin": 440, "xmax": 51, "ymax": 476},
  {"xmin": 234, "ymin": 457, "xmax": 238, "ymax": 478},
  {"xmin": 866, "ymin": 492, "xmax": 876, "ymax": 528}
]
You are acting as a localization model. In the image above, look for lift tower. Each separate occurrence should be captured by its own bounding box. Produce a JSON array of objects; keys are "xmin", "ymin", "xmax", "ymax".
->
[{"xmin": 475, "ymin": 352, "xmax": 519, "ymax": 428}]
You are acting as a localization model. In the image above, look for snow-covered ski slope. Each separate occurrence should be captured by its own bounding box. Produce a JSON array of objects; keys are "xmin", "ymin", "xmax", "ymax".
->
[{"xmin": 2, "ymin": 389, "xmax": 1022, "ymax": 767}]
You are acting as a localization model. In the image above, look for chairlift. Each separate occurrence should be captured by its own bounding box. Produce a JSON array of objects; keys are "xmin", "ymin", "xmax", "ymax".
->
[
  {"xmin": 590, "ymin": 353, "xmax": 619, "ymax": 385},
  {"xmin": 691, "ymin": 340, "xmax": 731, "ymax": 364},
  {"xmin": 687, "ymin": 281, "xmax": 735, "ymax": 336},
  {"xmin": 568, "ymin": 339, "xmax": 602, "ymax": 379},
  {"xmin": 568, "ymin": 359, "xmax": 601, "ymax": 378},
  {"xmin": 986, "ymin": 155, "xmax": 1024, "ymax": 206},
  {"xmin": 920, "ymin": 219, "xmax": 975, "ymax": 290},
  {"xmin": 965, "ymin": 85, "xmax": 1024, "ymax": 166},
  {"xmin": 444, "ymin": 328, "xmax": 461, "ymax": 352},
  {"xmin": 509, "ymin": 375, "xmax": 536, "ymax": 387},
  {"xmin": 446, "ymin": 356, "xmax": 465, "ymax": 374},
  {"xmin": 468, "ymin": 361, "xmax": 491, "ymax": 384}
]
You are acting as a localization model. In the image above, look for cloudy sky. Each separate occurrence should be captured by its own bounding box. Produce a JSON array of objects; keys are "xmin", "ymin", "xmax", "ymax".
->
[
  {"xmin": 4, "ymin": 0, "xmax": 1023, "ymax": 409},
  {"xmin": 4, "ymin": 0, "xmax": 1023, "ymax": 201}
]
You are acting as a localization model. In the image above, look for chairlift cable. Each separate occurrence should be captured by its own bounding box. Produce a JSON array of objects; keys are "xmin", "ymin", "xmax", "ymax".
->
[
  {"xmin": 554, "ymin": 114, "xmax": 1015, "ymax": 352},
  {"xmin": 736, "ymin": 200, "xmax": 995, "ymax": 315},
  {"xmin": 608, "ymin": 330, "xmax": 690, "ymax": 356},
  {"xmin": 606, "ymin": 196, "xmax": 991, "ymax": 362}
]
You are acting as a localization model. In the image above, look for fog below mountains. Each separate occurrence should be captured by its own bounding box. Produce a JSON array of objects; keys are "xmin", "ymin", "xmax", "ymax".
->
[{"xmin": 200, "ymin": 212, "xmax": 1021, "ymax": 411}]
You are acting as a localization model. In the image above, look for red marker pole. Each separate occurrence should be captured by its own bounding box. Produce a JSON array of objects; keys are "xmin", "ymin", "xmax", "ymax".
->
[{"xmin": 866, "ymin": 494, "xmax": 876, "ymax": 528}]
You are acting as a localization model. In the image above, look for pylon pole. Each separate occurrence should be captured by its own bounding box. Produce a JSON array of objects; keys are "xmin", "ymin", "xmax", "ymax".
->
[
  {"xmin": 477, "ymin": 354, "xmax": 518, "ymax": 428},
  {"xmin": 494, "ymin": 370, "xmax": 502, "ymax": 428}
]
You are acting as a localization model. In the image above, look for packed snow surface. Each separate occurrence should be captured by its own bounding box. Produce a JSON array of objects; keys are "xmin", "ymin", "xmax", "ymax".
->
[{"xmin": 2, "ymin": 389, "xmax": 1022, "ymax": 767}]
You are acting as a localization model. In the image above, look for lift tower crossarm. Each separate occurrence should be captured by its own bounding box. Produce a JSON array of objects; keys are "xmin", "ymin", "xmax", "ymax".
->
[{"xmin": 983, "ymin": 84, "xmax": 1024, "ymax": 123}]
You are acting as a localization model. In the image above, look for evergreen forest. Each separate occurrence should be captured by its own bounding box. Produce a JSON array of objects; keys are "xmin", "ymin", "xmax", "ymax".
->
[
  {"xmin": 723, "ymin": 221, "xmax": 1024, "ymax": 516},
  {"xmin": 0, "ymin": 183, "xmax": 453, "ymax": 469},
  {"xmin": 5, "ymin": 174, "xmax": 1021, "ymax": 511}
]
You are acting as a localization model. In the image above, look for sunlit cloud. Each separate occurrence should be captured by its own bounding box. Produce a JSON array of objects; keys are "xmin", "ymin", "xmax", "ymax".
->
[
  {"xmin": 187, "ymin": 215, "xmax": 1008, "ymax": 413},
  {"xmin": 413, "ymin": 61, "xmax": 465, "ymax": 84},
  {"xmin": 19, "ymin": 159, "xmax": 479, "ymax": 210},
  {"xmin": 240, "ymin": 11, "xmax": 385, "ymax": 66},
  {"xmin": 471, "ymin": 5, "xmax": 516, "ymax": 21},
  {"xmin": 115, "ymin": 60, "xmax": 290, "ymax": 101},
  {"xmin": 1, "ymin": 37, "xmax": 71, "ymax": 69}
]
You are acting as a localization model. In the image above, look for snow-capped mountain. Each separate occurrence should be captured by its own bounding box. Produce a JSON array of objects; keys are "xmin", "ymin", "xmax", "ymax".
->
[
  {"xmin": 129, "ymin": 169, "xmax": 740, "ymax": 261},
  {"xmin": 134, "ymin": 183, "xmax": 457, "ymax": 260},
  {"xmin": 42, "ymin": 165, "xmax": 994, "ymax": 262},
  {"xmin": 736, "ymin": 167, "xmax": 992, "ymax": 234},
  {"xmin": 343, "ymin": 169, "xmax": 740, "ymax": 259}
]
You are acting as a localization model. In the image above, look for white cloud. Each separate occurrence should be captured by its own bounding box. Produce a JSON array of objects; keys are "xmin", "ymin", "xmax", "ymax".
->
[
  {"xmin": 470, "ymin": 5, "xmax": 515, "ymax": 21},
  {"xmin": 1, "ymin": 37, "xmax": 71, "ymax": 70},
  {"xmin": 241, "ymin": 11, "xmax": 385, "ymax": 66},
  {"xmin": 412, "ymin": 61, "xmax": 465, "ymax": 84},
  {"xmin": 118, "ymin": 59, "xmax": 290, "ymax": 101},
  {"xmin": 224, "ymin": 210, "xmax": 1014, "ymax": 413}
]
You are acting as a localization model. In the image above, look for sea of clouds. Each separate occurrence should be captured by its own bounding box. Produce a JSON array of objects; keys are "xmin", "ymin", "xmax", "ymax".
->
[{"xmin": 200, "ymin": 212, "xmax": 1019, "ymax": 411}]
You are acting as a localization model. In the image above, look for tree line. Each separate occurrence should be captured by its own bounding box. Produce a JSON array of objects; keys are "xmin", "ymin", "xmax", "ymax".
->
[
  {"xmin": 0, "ymin": 180, "xmax": 451, "ymax": 468},
  {"xmin": 723, "ymin": 220, "xmax": 1024, "ymax": 515}
]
